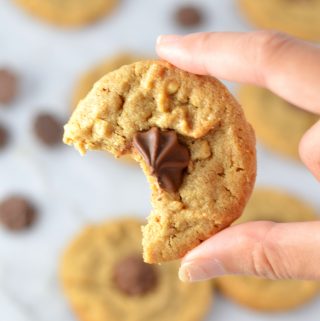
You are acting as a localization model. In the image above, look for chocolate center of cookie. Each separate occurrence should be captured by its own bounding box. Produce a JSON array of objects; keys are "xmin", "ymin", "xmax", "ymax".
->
[
  {"xmin": 113, "ymin": 255, "xmax": 158, "ymax": 296},
  {"xmin": 133, "ymin": 127, "xmax": 190, "ymax": 193}
]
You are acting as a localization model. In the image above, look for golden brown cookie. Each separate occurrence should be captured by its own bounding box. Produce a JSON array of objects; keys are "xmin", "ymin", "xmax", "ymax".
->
[
  {"xmin": 64, "ymin": 60, "xmax": 256, "ymax": 263},
  {"xmin": 217, "ymin": 188, "xmax": 320, "ymax": 312},
  {"xmin": 13, "ymin": 0, "xmax": 118, "ymax": 27},
  {"xmin": 72, "ymin": 54, "xmax": 145, "ymax": 165},
  {"xmin": 238, "ymin": 0, "xmax": 320, "ymax": 41},
  {"xmin": 239, "ymin": 85, "xmax": 318, "ymax": 159},
  {"xmin": 72, "ymin": 54, "xmax": 144, "ymax": 109},
  {"xmin": 60, "ymin": 218, "xmax": 212, "ymax": 321}
]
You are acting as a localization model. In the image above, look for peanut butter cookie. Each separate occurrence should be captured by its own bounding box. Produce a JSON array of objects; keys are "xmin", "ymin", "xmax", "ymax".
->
[
  {"xmin": 238, "ymin": 0, "xmax": 320, "ymax": 41},
  {"xmin": 239, "ymin": 85, "xmax": 318, "ymax": 159},
  {"xmin": 72, "ymin": 54, "xmax": 143, "ymax": 109},
  {"xmin": 64, "ymin": 60, "xmax": 256, "ymax": 263},
  {"xmin": 60, "ymin": 218, "xmax": 212, "ymax": 321},
  {"xmin": 217, "ymin": 188, "xmax": 319, "ymax": 311},
  {"xmin": 14, "ymin": 0, "xmax": 118, "ymax": 27}
]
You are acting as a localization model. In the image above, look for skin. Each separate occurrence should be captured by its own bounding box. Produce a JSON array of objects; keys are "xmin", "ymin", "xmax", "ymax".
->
[{"xmin": 156, "ymin": 31, "xmax": 320, "ymax": 282}]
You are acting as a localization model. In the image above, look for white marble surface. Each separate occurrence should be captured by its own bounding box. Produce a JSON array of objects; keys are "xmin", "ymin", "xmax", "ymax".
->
[{"xmin": 0, "ymin": 0, "xmax": 320, "ymax": 320}]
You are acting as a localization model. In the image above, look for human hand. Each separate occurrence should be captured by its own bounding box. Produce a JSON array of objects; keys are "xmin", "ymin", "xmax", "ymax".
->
[{"xmin": 156, "ymin": 31, "xmax": 320, "ymax": 282}]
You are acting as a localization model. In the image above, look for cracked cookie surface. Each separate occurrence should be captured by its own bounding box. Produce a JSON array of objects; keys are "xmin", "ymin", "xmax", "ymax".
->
[
  {"xmin": 60, "ymin": 218, "xmax": 212, "ymax": 321},
  {"xmin": 14, "ymin": 0, "xmax": 118, "ymax": 27},
  {"xmin": 217, "ymin": 188, "xmax": 320, "ymax": 311},
  {"xmin": 64, "ymin": 60, "xmax": 256, "ymax": 263}
]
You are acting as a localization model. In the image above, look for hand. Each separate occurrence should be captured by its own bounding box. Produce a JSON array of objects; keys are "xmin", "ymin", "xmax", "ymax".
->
[{"xmin": 156, "ymin": 31, "xmax": 320, "ymax": 282}]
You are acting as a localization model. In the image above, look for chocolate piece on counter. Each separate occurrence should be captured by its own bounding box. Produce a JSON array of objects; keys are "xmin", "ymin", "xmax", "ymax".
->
[
  {"xmin": 0, "ymin": 196, "xmax": 36, "ymax": 231},
  {"xmin": 133, "ymin": 127, "xmax": 190, "ymax": 193},
  {"xmin": 0, "ymin": 124, "xmax": 9, "ymax": 149},
  {"xmin": 0, "ymin": 69, "xmax": 17, "ymax": 104},
  {"xmin": 34, "ymin": 113, "xmax": 63, "ymax": 146},
  {"xmin": 175, "ymin": 5, "xmax": 203, "ymax": 27},
  {"xmin": 113, "ymin": 255, "xmax": 158, "ymax": 296}
]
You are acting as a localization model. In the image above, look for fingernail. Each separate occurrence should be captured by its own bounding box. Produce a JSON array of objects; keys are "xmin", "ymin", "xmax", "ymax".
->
[
  {"xmin": 157, "ymin": 34, "xmax": 182, "ymax": 45},
  {"xmin": 179, "ymin": 259, "xmax": 226, "ymax": 282}
]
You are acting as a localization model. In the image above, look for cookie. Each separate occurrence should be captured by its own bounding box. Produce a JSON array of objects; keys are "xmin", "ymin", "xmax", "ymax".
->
[
  {"xmin": 63, "ymin": 60, "xmax": 256, "ymax": 263},
  {"xmin": 72, "ymin": 54, "xmax": 144, "ymax": 109},
  {"xmin": 13, "ymin": 0, "xmax": 118, "ymax": 27},
  {"xmin": 60, "ymin": 218, "xmax": 212, "ymax": 321},
  {"xmin": 238, "ymin": 85, "xmax": 318, "ymax": 159},
  {"xmin": 217, "ymin": 188, "xmax": 319, "ymax": 312},
  {"xmin": 238, "ymin": 0, "xmax": 320, "ymax": 41},
  {"xmin": 72, "ymin": 54, "xmax": 146, "ymax": 164}
]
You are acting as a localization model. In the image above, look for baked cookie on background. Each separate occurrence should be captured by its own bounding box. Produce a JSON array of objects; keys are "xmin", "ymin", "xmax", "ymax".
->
[
  {"xmin": 217, "ymin": 188, "xmax": 320, "ymax": 312},
  {"xmin": 239, "ymin": 85, "xmax": 318, "ymax": 160},
  {"xmin": 238, "ymin": 0, "xmax": 320, "ymax": 41},
  {"xmin": 13, "ymin": 0, "xmax": 118, "ymax": 27},
  {"xmin": 72, "ymin": 53, "xmax": 144, "ymax": 109},
  {"xmin": 60, "ymin": 218, "xmax": 212, "ymax": 321},
  {"xmin": 63, "ymin": 60, "xmax": 256, "ymax": 263}
]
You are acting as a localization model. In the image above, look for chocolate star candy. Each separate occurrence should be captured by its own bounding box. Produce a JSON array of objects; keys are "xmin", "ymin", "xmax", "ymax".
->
[
  {"xmin": 113, "ymin": 255, "xmax": 158, "ymax": 296},
  {"xmin": 133, "ymin": 127, "xmax": 190, "ymax": 193}
]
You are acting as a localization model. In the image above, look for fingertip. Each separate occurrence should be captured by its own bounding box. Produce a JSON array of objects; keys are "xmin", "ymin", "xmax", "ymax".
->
[
  {"xmin": 179, "ymin": 259, "xmax": 226, "ymax": 282},
  {"xmin": 299, "ymin": 120, "xmax": 320, "ymax": 181},
  {"xmin": 156, "ymin": 34, "xmax": 182, "ymax": 46},
  {"xmin": 156, "ymin": 34, "xmax": 183, "ymax": 62}
]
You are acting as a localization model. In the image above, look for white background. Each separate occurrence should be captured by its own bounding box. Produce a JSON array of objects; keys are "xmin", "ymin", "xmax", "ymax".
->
[{"xmin": 0, "ymin": 0, "xmax": 320, "ymax": 320}]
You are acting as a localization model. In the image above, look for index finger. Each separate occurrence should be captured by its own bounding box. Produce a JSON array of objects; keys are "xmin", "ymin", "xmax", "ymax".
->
[{"xmin": 156, "ymin": 31, "xmax": 320, "ymax": 114}]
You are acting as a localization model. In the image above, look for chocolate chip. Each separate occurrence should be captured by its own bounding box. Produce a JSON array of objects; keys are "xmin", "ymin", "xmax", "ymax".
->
[
  {"xmin": 133, "ymin": 127, "xmax": 190, "ymax": 193},
  {"xmin": 0, "ymin": 124, "xmax": 9, "ymax": 149},
  {"xmin": 0, "ymin": 196, "xmax": 36, "ymax": 231},
  {"xmin": 113, "ymin": 255, "xmax": 158, "ymax": 296},
  {"xmin": 175, "ymin": 5, "xmax": 203, "ymax": 27},
  {"xmin": 34, "ymin": 113, "xmax": 63, "ymax": 146},
  {"xmin": 0, "ymin": 69, "xmax": 17, "ymax": 104}
]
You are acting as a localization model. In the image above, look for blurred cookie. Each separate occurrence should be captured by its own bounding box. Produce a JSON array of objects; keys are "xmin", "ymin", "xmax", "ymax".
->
[
  {"xmin": 238, "ymin": 0, "xmax": 320, "ymax": 41},
  {"xmin": 238, "ymin": 85, "xmax": 318, "ymax": 159},
  {"xmin": 60, "ymin": 218, "xmax": 212, "ymax": 321},
  {"xmin": 14, "ymin": 0, "xmax": 118, "ymax": 27},
  {"xmin": 217, "ymin": 188, "xmax": 319, "ymax": 312}
]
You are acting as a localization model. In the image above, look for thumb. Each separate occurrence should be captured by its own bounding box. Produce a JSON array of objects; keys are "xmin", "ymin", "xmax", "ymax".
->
[{"xmin": 179, "ymin": 221, "xmax": 320, "ymax": 282}]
